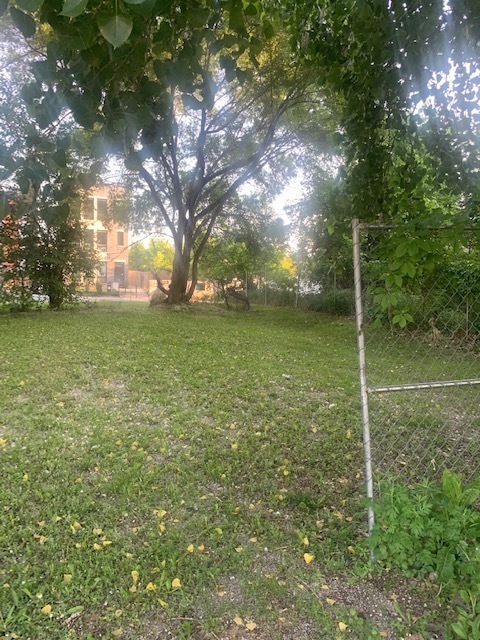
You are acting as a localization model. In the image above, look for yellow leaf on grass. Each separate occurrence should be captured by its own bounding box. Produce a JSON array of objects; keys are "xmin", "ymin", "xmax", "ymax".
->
[
  {"xmin": 379, "ymin": 633, "xmax": 387, "ymax": 638},
  {"xmin": 338, "ymin": 622, "xmax": 347, "ymax": 632},
  {"xmin": 112, "ymin": 629, "xmax": 123, "ymax": 637},
  {"xmin": 347, "ymin": 546, "xmax": 356, "ymax": 554},
  {"xmin": 326, "ymin": 598, "xmax": 336, "ymax": 605},
  {"xmin": 63, "ymin": 574, "xmax": 73, "ymax": 583},
  {"xmin": 346, "ymin": 429, "xmax": 351, "ymax": 439},
  {"xmin": 158, "ymin": 599, "xmax": 168, "ymax": 608},
  {"xmin": 303, "ymin": 553, "xmax": 314, "ymax": 564},
  {"xmin": 159, "ymin": 524, "xmax": 166, "ymax": 533},
  {"xmin": 0, "ymin": 438, "xmax": 7, "ymax": 447},
  {"xmin": 129, "ymin": 585, "xmax": 137, "ymax": 593},
  {"xmin": 197, "ymin": 544, "xmax": 205, "ymax": 552},
  {"xmin": 23, "ymin": 474, "xmax": 29, "ymax": 482},
  {"xmin": 302, "ymin": 537, "xmax": 309, "ymax": 546},
  {"xmin": 41, "ymin": 604, "xmax": 52, "ymax": 614},
  {"xmin": 321, "ymin": 584, "xmax": 329, "ymax": 590},
  {"xmin": 93, "ymin": 528, "xmax": 103, "ymax": 535},
  {"xmin": 187, "ymin": 544, "xmax": 194, "ymax": 553},
  {"xmin": 131, "ymin": 570, "xmax": 139, "ymax": 584},
  {"xmin": 235, "ymin": 546, "xmax": 243, "ymax": 553},
  {"xmin": 215, "ymin": 528, "xmax": 223, "ymax": 535},
  {"xmin": 146, "ymin": 582, "xmax": 157, "ymax": 591},
  {"xmin": 231, "ymin": 443, "xmax": 238, "ymax": 450},
  {"xmin": 103, "ymin": 540, "xmax": 112, "ymax": 546},
  {"xmin": 93, "ymin": 543, "xmax": 102, "ymax": 551},
  {"xmin": 246, "ymin": 622, "xmax": 257, "ymax": 631},
  {"xmin": 233, "ymin": 616, "xmax": 244, "ymax": 626},
  {"xmin": 156, "ymin": 509, "xmax": 167, "ymax": 518},
  {"xmin": 171, "ymin": 578, "xmax": 181, "ymax": 589}
]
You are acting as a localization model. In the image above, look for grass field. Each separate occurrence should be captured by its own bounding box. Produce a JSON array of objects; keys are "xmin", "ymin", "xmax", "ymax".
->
[{"xmin": 0, "ymin": 303, "xmax": 451, "ymax": 639}]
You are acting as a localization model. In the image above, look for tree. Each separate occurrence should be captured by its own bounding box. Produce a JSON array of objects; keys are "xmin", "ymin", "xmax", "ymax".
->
[
  {"xmin": 277, "ymin": 0, "xmax": 480, "ymax": 322},
  {"xmin": 128, "ymin": 238, "xmax": 175, "ymax": 274},
  {"xmin": 0, "ymin": 17, "xmax": 97, "ymax": 309},
  {"xmin": 3, "ymin": 0, "xmax": 320, "ymax": 303}
]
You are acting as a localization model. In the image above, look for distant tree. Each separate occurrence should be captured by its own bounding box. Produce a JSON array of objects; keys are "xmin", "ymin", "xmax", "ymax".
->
[{"xmin": 128, "ymin": 238, "xmax": 175, "ymax": 275}]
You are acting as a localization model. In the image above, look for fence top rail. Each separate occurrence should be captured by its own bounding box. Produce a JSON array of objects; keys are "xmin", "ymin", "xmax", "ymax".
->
[
  {"xmin": 369, "ymin": 379, "xmax": 480, "ymax": 393},
  {"xmin": 358, "ymin": 223, "xmax": 480, "ymax": 231}
]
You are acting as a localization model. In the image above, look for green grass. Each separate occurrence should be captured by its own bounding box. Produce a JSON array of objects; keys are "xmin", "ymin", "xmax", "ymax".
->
[{"xmin": 0, "ymin": 304, "xmax": 456, "ymax": 639}]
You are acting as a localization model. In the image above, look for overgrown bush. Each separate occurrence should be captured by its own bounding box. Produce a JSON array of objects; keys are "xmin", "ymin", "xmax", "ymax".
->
[
  {"xmin": 370, "ymin": 471, "xmax": 480, "ymax": 639},
  {"xmin": 302, "ymin": 289, "xmax": 355, "ymax": 316}
]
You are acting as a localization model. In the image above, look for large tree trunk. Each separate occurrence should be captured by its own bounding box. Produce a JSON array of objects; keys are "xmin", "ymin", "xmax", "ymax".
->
[{"xmin": 167, "ymin": 234, "xmax": 192, "ymax": 304}]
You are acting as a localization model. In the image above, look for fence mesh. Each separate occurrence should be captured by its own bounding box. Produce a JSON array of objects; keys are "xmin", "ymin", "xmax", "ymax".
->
[{"xmin": 353, "ymin": 222, "xmax": 480, "ymax": 494}]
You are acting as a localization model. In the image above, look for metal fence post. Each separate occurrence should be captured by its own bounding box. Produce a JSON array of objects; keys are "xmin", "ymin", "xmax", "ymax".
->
[{"xmin": 352, "ymin": 219, "xmax": 375, "ymax": 537}]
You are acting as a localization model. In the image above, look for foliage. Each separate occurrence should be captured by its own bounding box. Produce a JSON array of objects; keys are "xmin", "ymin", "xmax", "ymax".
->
[
  {"xmin": 2, "ymin": 0, "xmax": 321, "ymax": 304},
  {"xmin": 371, "ymin": 471, "xmax": 480, "ymax": 638},
  {"xmin": 301, "ymin": 290, "xmax": 355, "ymax": 317},
  {"xmin": 128, "ymin": 238, "xmax": 175, "ymax": 274},
  {"xmin": 0, "ymin": 18, "xmax": 97, "ymax": 309}
]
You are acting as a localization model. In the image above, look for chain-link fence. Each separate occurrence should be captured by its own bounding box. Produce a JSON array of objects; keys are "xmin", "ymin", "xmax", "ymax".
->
[{"xmin": 352, "ymin": 220, "xmax": 480, "ymax": 530}]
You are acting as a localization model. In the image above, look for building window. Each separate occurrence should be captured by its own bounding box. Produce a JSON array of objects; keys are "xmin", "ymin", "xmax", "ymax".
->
[
  {"xmin": 85, "ymin": 198, "xmax": 95, "ymax": 220},
  {"xmin": 117, "ymin": 231, "xmax": 124, "ymax": 246},
  {"xmin": 97, "ymin": 230, "xmax": 107, "ymax": 252},
  {"xmin": 97, "ymin": 198, "xmax": 108, "ymax": 222},
  {"xmin": 84, "ymin": 229, "xmax": 94, "ymax": 247},
  {"xmin": 195, "ymin": 282, "xmax": 205, "ymax": 291},
  {"xmin": 98, "ymin": 261, "xmax": 107, "ymax": 284}
]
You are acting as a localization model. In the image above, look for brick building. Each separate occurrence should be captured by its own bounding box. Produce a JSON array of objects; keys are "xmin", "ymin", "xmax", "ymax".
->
[{"xmin": 82, "ymin": 185, "xmax": 129, "ymax": 288}]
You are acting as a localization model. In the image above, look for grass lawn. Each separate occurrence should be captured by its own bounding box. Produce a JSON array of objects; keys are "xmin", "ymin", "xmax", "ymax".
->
[{"xmin": 0, "ymin": 304, "xmax": 452, "ymax": 639}]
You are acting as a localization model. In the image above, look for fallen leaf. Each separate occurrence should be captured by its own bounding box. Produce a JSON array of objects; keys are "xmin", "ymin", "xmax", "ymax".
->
[
  {"xmin": 338, "ymin": 621, "xmax": 347, "ymax": 632},
  {"xmin": 231, "ymin": 443, "xmax": 238, "ymax": 450},
  {"xmin": 63, "ymin": 574, "xmax": 73, "ymax": 583},
  {"xmin": 246, "ymin": 622, "xmax": 257, "ymax": 631},
  {"xmin": 131, "ymin": 570, "xmax": 139, "ymax": 584},
  {"xmin": 93, "ymin": 543, "xmax": 102, "ymax": 551},
  {"xmin": 235, "ymin": 546, "xmax": 243, "ymax": 553},
  {"xmin": 326, "ymin": 598, "xmax": 336, "ymax": 605},
  {"xmin": 197, "ymin": 544, "xmax": 205, "ymax": 552},
  {"xmin": 321, "ymin": 584, "xmax": 329, "ymax": 590},
  {"xmin": 302, "ymin": 536, "xmax": 309, "ymax": 546},
  {"xmin": 187, "ymin": 544, "xmax": 194, "ymax": 553},
  {"xmin": 234, "ymin": 616, "xmax": 244, "ymax": 626},
  {"xmin": 112, "ymin": 629, "xmax": 123, "ymax": 637},
  {"xmin": 157, "ymin": 599, "xmax": 168, "ymax": 608},
  {"xmin": 304, "ymin": 553, "xmax": 314, "ymax": 564},
  {"xmin": 146, "ymin": 582, "xmax": 157, "ymax": 591},
  {"xmin": 41, "ymin": 604, "xmax": 52, "ymax": 614},
  {"xmin": 171, "ymin": 578, "xmax": 181, "ymax": 589},
  {"xmin": 93, "ymin": 528, "xmax": 103, "ymax": 535}
]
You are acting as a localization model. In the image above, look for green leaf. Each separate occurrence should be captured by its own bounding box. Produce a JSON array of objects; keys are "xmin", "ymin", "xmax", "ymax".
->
[
  {"xmin": 97, "ymin": 14, "xmax": 133, "ymax": 49},
  {"xmin": 16, "ymin": 0, "xmax": 44, "ymax": 12},
  {"xmin": 124, "ymin": 0, "xmax": 146, "ymax": 4},
  {"xmin": 9, "ymin": 6, "xmax": 36, "ymax": 37},
  {"xmin": 451, "ymin": 621, "xmax": 469, "ymax": 639},
  {"xmin": 395, "ymin": 242, "xmax": 408, "ymax": 257},
  {"xmin": 436, "ymin": 546, "xmax": 455, "ymax": 583},
  {"xmin": 442, "ymin": 471, "xmax": 462, "ymax": 502},
  {"xmin": 262, "ymin": 19, "xmax": 275, "ymax": 40},
  {"xmin": 66, "ymin": 605, "xmax": 84, "ymax": 615},
  {"xmin": 60, "ymin": 0, "xmax": 89, "ymax": 17},
  {"xmin": 52, "ymin": 149, "xmax": 67, "ymax": 167}
]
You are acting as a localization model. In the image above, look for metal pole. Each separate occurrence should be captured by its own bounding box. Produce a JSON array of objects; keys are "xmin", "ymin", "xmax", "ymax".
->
[{"xmin": 352, "ymin": 218, "xmax": 375, "ymax": 538}]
